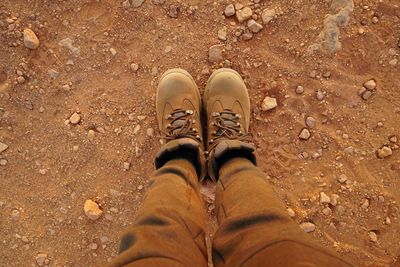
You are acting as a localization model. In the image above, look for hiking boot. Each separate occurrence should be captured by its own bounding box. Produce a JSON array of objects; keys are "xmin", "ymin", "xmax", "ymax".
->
[
  {"xmin": 155, "ymin": 68, "xmax": 206, "ymax": 180},
  {"xmin": 204, "ymin": 68, "xmax": 256, "ymax": 181}
]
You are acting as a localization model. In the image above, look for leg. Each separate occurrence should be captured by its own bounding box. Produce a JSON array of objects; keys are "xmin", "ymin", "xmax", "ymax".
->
[
  {"xmin": 108, "ymin": 158, "xmax": 207, "ymax": 267},
  {"xmin": 212, "ymin": 157, "xmax": 353, "ymax": 267}
]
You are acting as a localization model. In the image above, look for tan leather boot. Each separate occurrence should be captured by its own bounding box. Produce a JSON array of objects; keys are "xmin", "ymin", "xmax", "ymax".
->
[
  {"xmin": 155, "ymin": 69, "xmax": 207, "ymax": 180},
  {"xmin": 204, "ymin": 68, "xmax": 256, "ymax": 181}
]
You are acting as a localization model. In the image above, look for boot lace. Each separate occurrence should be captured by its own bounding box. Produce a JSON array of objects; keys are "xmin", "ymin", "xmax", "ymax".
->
[
  {"xmin": 161, "ymin": 109, "xmax": 201, "ymax": 142},
  {"xmin": 208, "ymin": 110, "xmax": 252, "ymax": 150}
]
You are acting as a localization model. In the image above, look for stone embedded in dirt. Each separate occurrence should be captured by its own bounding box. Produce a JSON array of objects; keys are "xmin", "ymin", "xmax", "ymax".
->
[
  {"xmin": 389, "ymin": 135, "xmax": 398, "ymax": 143},
  {"xmin": 146, "ymin": 128, "xmax": 154, "ymax": 137},
  {"xmin": 89, "ymin": 243, "xmax": 98, "ymax": 250},
  {"xmin": 17, "ymin": 76, "xmax": 25, "ymax": 84},
  {"xmin": 362, "ymin": 90, "xmax": 373, "ymax": 100},
  {"xmin": 168, "ymin": 4, "xmax": 179, "ymax": 18},
  {"xmin": 130, "ymin": 63, "xmax": 139, "ymax": 72},
  {"xmin": 320, "ymin": 192, "xmax": 331, "ymax": 204},
  {"xmin": 300, "ymin": 222, "xmax": 316, "ymax": 233},
  {"xmin": 295, "ymin": 85, "xmax": 304, "ymax": 94},
  {"xmin": 0, "ymin": 159, "xmax": 7, "ymax": 166},
  {"xmin": 153, "ymin": 0, "xmax": 165, "ymax": 4},
  {"xmin": 11, "ymin": 209, "xmax": 20, "ymax": 219},
  {"xmin": 235, "ymin": 7, "xmax": 253, "ymax": 23},
  {"xmin": 110, "ymin": 48, "xmax": 117, "ymax": 56},
  {"xmin": 377, "ymin": 146, "xmax": 392, "ymax": 159},
  {"xmin": 344, "ymin": 146, "xmax": 354, "ymax": 154},
  {"xmin": 48, "ymin": 69, "xmax": 60, "ymax": 79},
  {"xmin": 369, "ymin": 231, "xmax": 378, "ymax": 242},
  {"xmin": 35, "ymin": 253, "xmax": 48, "ymax": 266},
  {"xmin": 131, "ymin": 0, "xmax": 145, "ymax": 8},
  {"xmin": 287, "ymin": 208, "xmax": 296, "ymax": 218},
  {"xmin": 322, "ymin": 207, "xmax": 332, "ymax": 216},
  {"xmin": 122, "ymin": 0, "xmax": 131, "ymax": 8},
  {"xmin": 23, "ymin": 28, "xmax": 40, "ymax": 49},
  {"xmin": 84, "ymin": 200, "xmax": 103, "ymax": 220},
  {"xmin": 261, "ymin": 97, "xmax": 277, "ymax": 111},
  {"xmin": 88, "ymin": 130, "xmax": 95, "ymax": 141},
  {"xmin": 0, "ymin": 142, "xmax": 9, "ymax": 153},
  {"xmin": 242, "ymin": 32, "xmax": 253, "ymax": 41},
  {"xmin": 224, "ymin": 4, "xmax": 235, "ymax": 17},
  {"xmin": 133, "ymin": 124, "xmax": 141, "ymax": 134},
  {"xmin": 363, "ymin": 79, "xmax": 376, "ymax": 90},
  {"xmin": 247, "ymin": 19, "xmax": 263, "ymax": 33},
  {"xmin": 69, "ymin": 112, "xmax": 81, "ymax": 125},
  {"xmin": 208, "ymin": 44, "xmax": 224, "ymax": 63},
  {"xmin": 299, "ymin": 128, "xmax": 311, "ymax": 140},
  {"xmin": 330, "ymin": 194, "xmax": 340, "ymax": 206},
  {"xmin": 338, "ymin": 174, "xmax": 348, "ymax": 183},
  {"xmin": 316, "ymin": 90, "xmax": 326, "ymax": 101},
  {"xmin": 361, "ymin": 198, "xmax": 369, "ymax": 209},
  {"xmin": 123, "ymin": 162, "xmax": 130, "ymax": 171},
  {"xmin": 218, "ymin": 27, "xmax": 227, "ymax": 41},
  {"xmin": 261, "ymin": 9, "xmax": 276, "ymax": 24},
  {"xmin": 306, "ymin": 117, "xmax": 316, "ymax": 128}
]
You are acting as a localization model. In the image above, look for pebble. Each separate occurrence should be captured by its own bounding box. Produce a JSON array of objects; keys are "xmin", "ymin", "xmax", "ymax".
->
[
  {"xmin": 11, "ymin": 209, "xmax": 20, "ymax": 219},
  {"xmin": 305, "ymin": 117, "xmax": 316, "ymax": 128},
  {"xmin": 131, "ymin": 0, "xmax": 145, "ymax": 8},
  {"xmin": 287, "ymin": 208, "xmax": 296, "ymax": 217},
  {"xmin": 133, "ymin": 124, "xmax": 141, "ymax": 134},
  {"xmin": 363, "ymin": 79, "xmax": 376, "ymax": 90},
  {"xmin": 218, "ymin": 27, "xmax": 227, "ymax": 41},
  {"xmin": 377, "ymin": 146, "xmax": 392, "ymax": 159},
  {"xmin": 369, "ymin": 231, "xmax": 378, "ymax": 242},
  {"xmin": 48, "ymin": 69, "xmax": 60, "ymax": 79},
  {"xmin": 23, "ymin": 28, "xmax": 40, "ymax": 49},
  {"xmin": 344, "ymin": 146, "xmax": 354, "ymax": 154},
  {"xmin": 261, "ymin": 97, "xmax": 277, "ymax": 111},
  {"xmin": 330, "ymin": 194, "xmax": 339, "ymax": 206},
  {"xmin": 122, "ymin": 0, "xmax": 131, "ymax": 8},
  {"xmin": 389, "ymin": 136, "xmax": 398, "ymax": 143},
  {"xmin": 17, "ymin": 76, "xmax": 25, "ymax": 84},
  {"xmin": 89, "ymin": 242, "xmax": 98, "ymax": 250},
  {"xmin": 110, "ymin": 48, "xmax": 117, "ymax": 56},
  {"xmin": 208, "ymin": 44, "xmax": 224, "ymax": 63},
  {"xmin": 146, "ymin": 128, "xmax": 154, "ymax": 137},
  {"xmin": 316, "ymin": 90, "xmax": 326, "ymax": 101},
  {"xmin": 371, "ymin": 16, "xmax": 379, "ymax": 24},
  {"xmin": 123, "ymin": 162, "xmax": 130, "ymax": 171},
  {"xmin": 320, "ymin": 192, "xmax": 331, "ymax": 204},
  {"xmin": 84, "ymin": 200, "xmax": 103, "ymax": 220},
  {"xmin": 261, "ymin": 9, "xmax": 276, "ymax": 24},
  {"xmin": 362, "ymin": 90, "xmax": 373, "ymax": 100},
  {"xmin": 168, "ymin": 4, "xmax": 179, "ymax": 18},
  {"xmin": 0, "ymin": 159, "xmax": 7, "ymax": 166},
  {"xmin": 338, "ymin": 174, "xmax": 348, "ymax": 183},
  {"xmin": 130, "ymin": 63, "xmax": 139, "ymax": 72},
  {"xmin": 69, "ymin": 112, "xmax": 81, "ymax": 125},
  {"xmin": 247, "ymin": 19, "xmax": 263, "ymax": 33},
  {"xmin": 224, "ymin": 4, "xmax": 235, "ymax": 17},
  {"xmin": 235, "ymin": 7, "xmax": 253, "ymax": 23},
  {"xmin": 389, "ymin": 59, "xmax": 398, "ymax": 66},
  {"xmin": 295, "ymin": 85, "xmax": 304, "ymax": 94},
  {"xmin": 299, "ymin": 128, "xmax": 311, "ymax": 140},
  {"xmin": 0, "ymin": 142, "xmax": 9, "ymax": 153},
  {"xmin": 361, "ymin": 199, "xmax": 370, "ymax": 209},
  {"xmin": 88, "ymin": 130, "xmax": 95, "ymax": 140},
  {"xmin": 35, "ymin": 253, "xmax": 48, "ymax": 266},
  {"xmin": 322, "ymin": 207, "xmax": 332, "ymax": 216},
  {"xmin": 300, "ymin": 222, "xmax": 316, "ymax": 233}
]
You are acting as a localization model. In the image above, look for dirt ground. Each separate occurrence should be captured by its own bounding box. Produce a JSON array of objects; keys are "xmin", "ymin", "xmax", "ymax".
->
[{"xmin": 0, "ymin": 0, "xmax": 399, "ymax": 266}]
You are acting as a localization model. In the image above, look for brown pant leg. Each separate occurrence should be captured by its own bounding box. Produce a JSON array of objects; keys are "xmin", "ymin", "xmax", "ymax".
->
[
  {"xmin": 108, "ymin": 159, "xmax": 207, "ymax": 267},
  {"xmin": 212, "ymin": 157, "xmax": 354, "ymax": 267}
]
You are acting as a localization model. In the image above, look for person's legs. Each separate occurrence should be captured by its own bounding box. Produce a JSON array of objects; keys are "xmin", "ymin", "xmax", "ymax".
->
[
  {"xmin": 212, "ymin": 157, "xmax": 352, "ymax": 267},
  {"xmin": 109, "ymin": 69, "xmax": 208, "ymax": 266},
  {"xmin": 203, "ymin": 68, "xmax": 353, "ymax": 267},
  {"xmin": 108, "ymin": 157, "xmax": 207, "ymax": 267}
]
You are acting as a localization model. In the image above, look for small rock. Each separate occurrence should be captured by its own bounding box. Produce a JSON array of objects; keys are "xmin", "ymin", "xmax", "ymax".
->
[
  {"xmin": 330, "ymin": 194, "xmax": 340, "ymax": 206},
  {"xmin": 344, "ymin": 146, "xmax": 354, "ymax": 154},
  {"xmin": 17, "ymin": 76, "xmax": 25, "ymax": 84},
  {"xmin": 123, "ymin": 162, "xmax": 130, "ymax": 171},
  {"xmin": 235, "ymin": 7, "xmax": 253, "ymax": 23},
  {"xmin": 146, "ymin": 128, "xmax": 154, "ymax": 137},
  {"xmin": 363, "ymin": 79, "xmax": 376, "ymax": 90},
  {"xmin": 368, "ymin": 231, "xmax": 378, "ymax": 242},
  {"xmin": 35, "ymin": 253, "xmax": 48, "ymax": 266},
  {"xmin": 322, "ymin": 207, "xmax": 332, "ymax": 216},
  {"xmin": 100, "ymin": 236, "xmax": 109, "ymax": 244},
  {"xmin": 362, "ymin": 90, "xmax": 373, "ymax": 100},
  {"xmin": 377, "ymin": 146, "xmax": 392, "ymax": 159},
  {"xmin": 300, "ymin": 222, "xmax": 316, "ymax": 233},
  {"xmin": 89, "ymin": 242, "xmax": 98, "ymax": 250},
  {"xmin": 133, "ymin": 124, "xmax": 141, "ymax": 134},
  {"xmin": 320, "ymin": 192, "xmax": 331, "ymax": 204},
  {"xmin": 168, "ymin": 4, "xmax": 179, "ymax": 18},
  {"xmin": 261, "ymin": 9, "xmax": 276, "ymax": 24},
  {"xmin": 371, "ymin": 16, "xmax": 379, "ymax": 24},
  {"xmin": 39, "ymin": 169, "xmax": 46, "ymax": 175},
  {"xmin": 84, "ymin": 200, "xmax": 103, "ymax": 220},
  {"xmin": 287, "ymin": 208, "xmax": 296, "ymax": 218},
  {"xmin": 241, "ymin": 32, "xmax": 253, "ymax": 41},
  {"xmin": 316, "ymin": 90, "xmax": 326, "ymax": 101},
  {"xmin": 361, "ymin": 199, "xmax": 370, "ymax": 209},
  {"xmin": 389, "ymin": 135, "xmax": 398, "ymax": 143},
  {"xmin": 247, "ymin": 19, "xmax": 263, "ymax": 33},
  {"xmin": 131, "ymin": 0, "xmax": 145, "ymax": 8},
  {"xmin": 208, "ymin": 44, "xmax": 224, "ymax": 63},
  {"xmin": 110, "ymin": 48, "xmax": 117, "ymax": 56},
  {"xmin": 69, "ymin": 112, "xmax": 81, "ymax": 125},
  {"xmin": 88, "ymin": 130, "xmax": 96, "ymax": 140},
  {"xmin": 305, "ymin": 117, "xmax": 316, "ymax": 128},
  {"xmin": 23, "ymin": 28, "xmax": 40, "ymax": 49},
  {"xmin": 0, "ymin": 159, "xmax": 7, "ymax": 166},
  {"xmin": 11, "ymin": 209, "xmax": 20, "ymax": 219},
  {"xmin": 48, "ymin": 69, "xmax": 60, "ymax": 79},
  {"xmin": 0, "ymin": 142, "xmax": 9, "ymax": 153},
  {"xmin": 261, "ymin": 97, "xmax": 277, "ymax": 111},
  {"xmin": 224, "ymin": 4, "xmax": 235, "ymax": 17},
  {"xmin": 130, "ymin": 63, "xmax": 139, "ymax": 72},
  {"xmin": 299, "ymin": 128, "xmax": 311, "ymax": 140},
  {"xmin": 338, "ymin": 174, "xmax": 348, "ymax": 183},
  {"xmin": 218, "ymin": 27, "xmax": 227, "ymax": 41},
  {"xmin": 295, "ymin": 85, "xmax": 304, "ymax": 94},
  {"xmin": 122, "ymin": 0, "xmax": 131, "ymax": 8}
]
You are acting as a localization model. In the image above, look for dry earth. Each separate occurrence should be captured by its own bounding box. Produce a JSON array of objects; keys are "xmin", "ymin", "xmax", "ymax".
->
[{"xmin": 0, "ymin": 0, "xmax": 399, "ymax": 266}]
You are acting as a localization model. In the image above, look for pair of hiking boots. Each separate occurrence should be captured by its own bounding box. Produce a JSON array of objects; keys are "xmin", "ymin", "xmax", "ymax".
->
[{"xmin": 154, "ymin": 68, "xmax": 257, "ymax": 181}]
